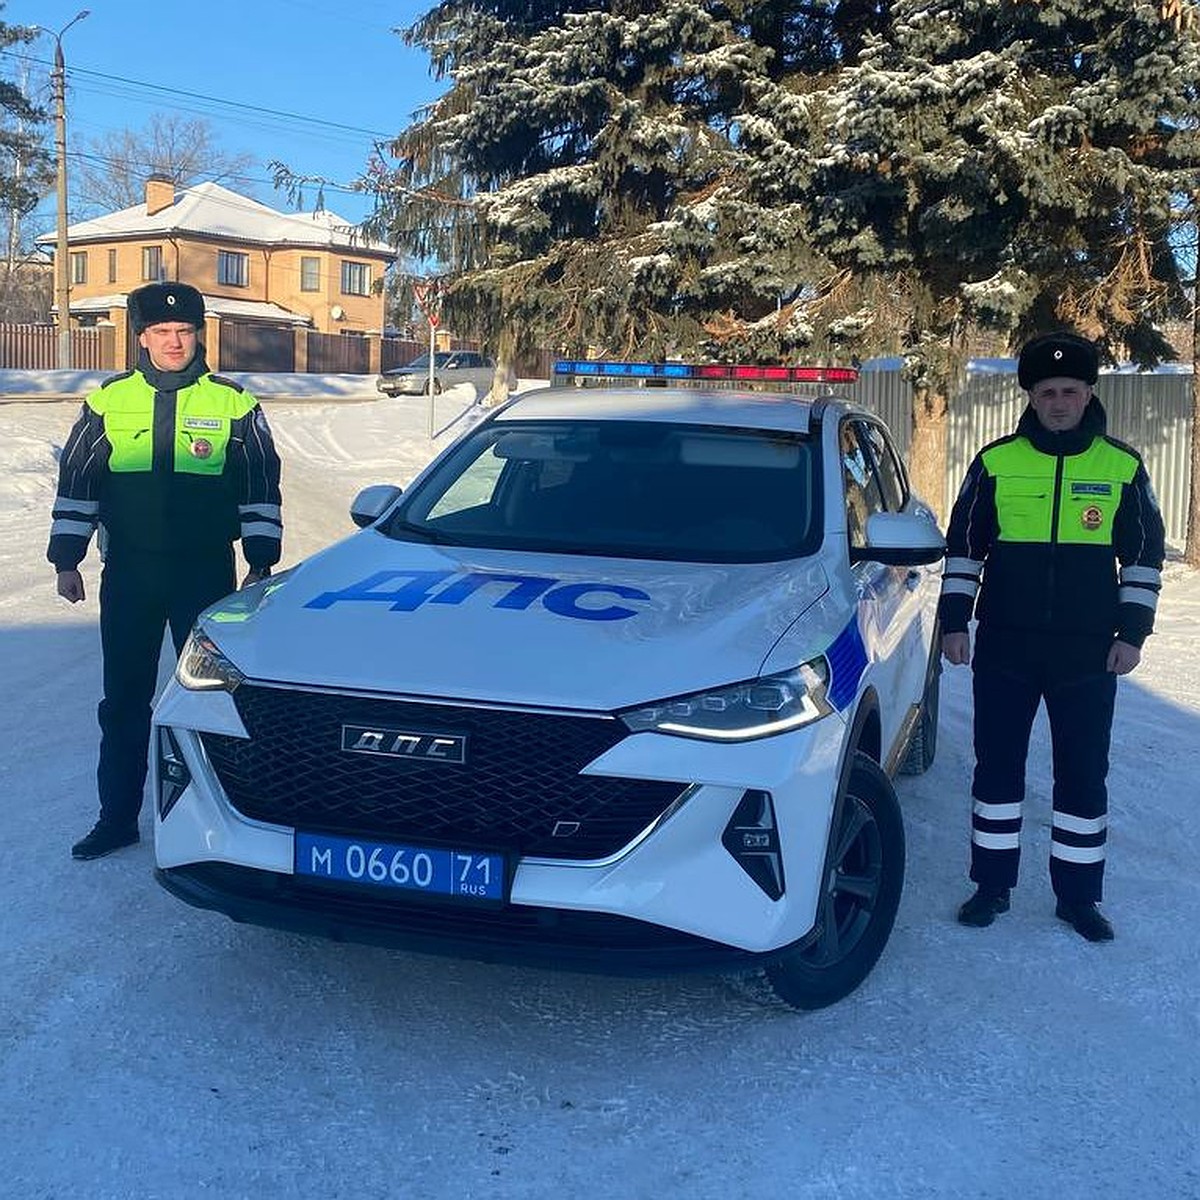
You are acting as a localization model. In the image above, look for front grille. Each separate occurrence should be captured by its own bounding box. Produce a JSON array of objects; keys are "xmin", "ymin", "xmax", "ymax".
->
[{"xmin": 200, "ymin": 683, "xmax": 687, "ymax": 859}]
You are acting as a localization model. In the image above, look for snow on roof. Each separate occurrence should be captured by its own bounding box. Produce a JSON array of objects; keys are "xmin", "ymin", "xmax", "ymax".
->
[
  {"xmin": 67, "ymin": 291, "xmax": 312, "ymax": 325},
  {"xmin": 36, "ymin": 181, "xmax": 395, "ymax": 257}
]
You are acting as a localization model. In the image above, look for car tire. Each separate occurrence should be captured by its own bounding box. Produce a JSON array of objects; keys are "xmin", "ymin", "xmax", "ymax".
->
[
  {"xmin": 900, "ymin": 644, "xmax": 940, "ymax": 776},
  {"xmin": 423, "ymin": 378, "xmax": 442, "ymax": 396},
  {"xmin": 764, "ymin": 753, "xmax": 905, "ymax": 1010}
]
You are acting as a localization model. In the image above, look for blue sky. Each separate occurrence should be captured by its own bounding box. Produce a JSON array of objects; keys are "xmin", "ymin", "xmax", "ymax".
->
[{"xmin": 3, "ymin": 0, "xmax": 444, "ymax": 234}]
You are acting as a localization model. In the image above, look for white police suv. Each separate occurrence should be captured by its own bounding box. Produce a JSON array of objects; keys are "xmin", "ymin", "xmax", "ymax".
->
[{"xmin": 153, "ymin": 360, "xmax": 944, "ymax": 1009}]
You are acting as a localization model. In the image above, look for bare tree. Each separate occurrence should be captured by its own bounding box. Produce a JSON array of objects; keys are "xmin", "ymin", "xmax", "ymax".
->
[{"xmin": 73, "ymin": 112, "xmax": 258, "ymax": 214}]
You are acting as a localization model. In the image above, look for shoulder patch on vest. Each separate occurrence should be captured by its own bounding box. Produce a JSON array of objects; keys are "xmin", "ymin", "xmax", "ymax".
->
[
  {"xmin": 99, "ymin": 369, "xmax": 135, "ymax": 389},
  {"xmin": 208, "ymin": 374, "xmax": 245, "ymax": 393},
  {"xmin": 1101, "ymin": 434, "xmax": 1142, "ymax": 465},
  {"xmin": 979, "ymin": 432, "xmax": 1022, "ymax": 471}
]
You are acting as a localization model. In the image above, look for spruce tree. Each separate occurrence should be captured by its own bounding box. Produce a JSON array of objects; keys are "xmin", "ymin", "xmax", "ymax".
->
[
  {"xmin": 365, "ymin": 1, "xmax": 778, "ymax": 393},
  {"xmin": 360, "ymin": 0, "xmax": 1198, "ymax": 497},
  {"xmin": 0, "ymin": 13, "xmax": 50, "ymax": 256},
  {"xmin": 743, "ymin": 0, "xmax": 1200, "ymax": 507}
]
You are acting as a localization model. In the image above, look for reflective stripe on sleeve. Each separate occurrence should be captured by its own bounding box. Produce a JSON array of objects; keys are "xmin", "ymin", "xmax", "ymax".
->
[
  {"xmin": 1120, "ymin": 565, "xmax": 1161, "ymax": 587},
  {"xmin": 945, "ymin": 556, "xmax": 984, "ymax": 579},
  {"xmin": 241, "ymin": 521, "xmax": 282, "ymax": 539},
  {"xmin": 239, "ymin": 503, "xmax": 282, "ymax": 521},
  {"xmin": 1118, "ymin": 587, "xmax": 1158, "ymax": 609},
  {"xmin": 51, "ymin": 517, "xmax": 96, "ymax": 537},
  {"xmin": 940, "ymin": 578, "xmax": 980, "ymax": 598},
  {"xmin": 52, "ymin": 495, "xmax": 99, "ymax": 515}
]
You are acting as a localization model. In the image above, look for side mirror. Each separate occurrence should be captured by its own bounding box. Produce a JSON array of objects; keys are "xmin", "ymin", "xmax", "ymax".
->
[
  {"xmin": 350, "ymin": 484, "xmax": 403, "ymax": 529},
  {"xmin": 850, "ymin": 510, "xmax": 946, "ymax": 566}
]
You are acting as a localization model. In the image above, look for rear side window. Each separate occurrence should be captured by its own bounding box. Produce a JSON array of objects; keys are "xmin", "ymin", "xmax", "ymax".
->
[
  {"xmin": 857, "ymin": 420, "xmax": 908, "ymax": 511},
  {"xmin": 840, "ymin": 421, "xmax": 887, "ymax": 548}
]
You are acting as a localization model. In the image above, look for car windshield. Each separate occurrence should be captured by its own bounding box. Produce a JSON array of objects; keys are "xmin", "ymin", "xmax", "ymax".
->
[
  {"xmin": 399, "ymin": 353, "xmax": 454, "ymax": 370},
  {"xmin": 384, "ymin": 419, "xmax": 820, "ymax": 562}
]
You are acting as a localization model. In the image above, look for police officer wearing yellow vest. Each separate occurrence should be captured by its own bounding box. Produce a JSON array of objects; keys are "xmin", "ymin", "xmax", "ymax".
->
[
  {"xmin": 940, "ymin": 332, "xmax": 1163, "ymax": 941},
  {"xmin": 48, "ymin": 282, "xmax": 283, "ymax": 860}
]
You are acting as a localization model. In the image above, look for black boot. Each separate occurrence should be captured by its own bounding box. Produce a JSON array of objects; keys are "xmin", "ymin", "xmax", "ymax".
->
[
  {"xmin": 1055, "ymin": 900, "xmax": 1114, "ymax": 942},
  {"xmin": 71, "ymin": 821, "xmax": 140, "ymax": 860},
  {"xmin": 957, "ymin": 886, "xmax": 1011, "ymax": 927}
]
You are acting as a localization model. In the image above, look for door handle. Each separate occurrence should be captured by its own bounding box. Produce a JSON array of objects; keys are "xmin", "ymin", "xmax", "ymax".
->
[{"xmin": 905, "ymin": 570, "xmax": 922, "ymax": 591}]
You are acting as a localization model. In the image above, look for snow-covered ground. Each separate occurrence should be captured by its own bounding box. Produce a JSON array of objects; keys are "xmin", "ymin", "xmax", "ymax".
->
[{"xmin": 1, "ymin": 386, "xmax": 1197, "ymax": 1200}]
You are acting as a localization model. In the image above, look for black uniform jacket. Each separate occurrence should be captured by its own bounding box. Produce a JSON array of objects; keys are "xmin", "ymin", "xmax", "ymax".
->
[
  {"xmin": 47, "ymin": 349, "xmax": 283, "ymax": 572},
  {"xmin": 938, "ymin": 397, "xmax": 1164, "ymax": 649}
]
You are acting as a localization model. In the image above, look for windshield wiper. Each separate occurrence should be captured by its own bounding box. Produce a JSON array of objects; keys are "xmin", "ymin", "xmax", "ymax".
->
[{"xmin": 384, "ymin": 518, "xmax": 453, "ymax": 544}]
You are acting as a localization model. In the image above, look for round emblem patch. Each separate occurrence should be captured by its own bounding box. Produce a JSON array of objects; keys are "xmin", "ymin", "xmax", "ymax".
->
[
  {"xmin": 191, "ymin": 437, "xmax": 213, "ymax": 459},
  {"xmin": 1081, "ymin": 504, "xmax": 1104, "ymax": 531}
]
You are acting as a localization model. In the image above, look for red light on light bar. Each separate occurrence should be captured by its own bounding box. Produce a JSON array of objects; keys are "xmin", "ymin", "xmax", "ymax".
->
[
  {"xmin": 733, "ymin": 365, "xmax": 791, "ymax": 381},
  {"xmin": 698, "ymin": 365, "xmax": 731, "ymax": 379},
  {"xmin": 726, "ymin": 365, "xmax": 859, "ymax": 383},
  {"xmin": 794, "ymin": 366, "xmax": 859, "ymax": 383}
]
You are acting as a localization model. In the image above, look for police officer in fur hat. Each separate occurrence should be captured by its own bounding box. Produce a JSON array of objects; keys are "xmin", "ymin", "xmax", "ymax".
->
[
  {"xmin": 48, "ymin": 282, "xmax": 284, "ymax": 859},
  {"xmin": 939, "ymin": 331, "xmax": 1164, "ymax": 941}
]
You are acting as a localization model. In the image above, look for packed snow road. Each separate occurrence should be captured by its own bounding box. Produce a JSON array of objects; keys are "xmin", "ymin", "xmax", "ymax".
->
[{"xmin": 1, "ymin": 390, "xmax": 1197, "ymax": 1200}]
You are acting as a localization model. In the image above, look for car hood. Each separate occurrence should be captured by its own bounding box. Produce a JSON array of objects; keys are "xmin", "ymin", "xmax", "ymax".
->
[{"xmin": 199, "ymin": 532, "xmax": 830, "ymax": 710}]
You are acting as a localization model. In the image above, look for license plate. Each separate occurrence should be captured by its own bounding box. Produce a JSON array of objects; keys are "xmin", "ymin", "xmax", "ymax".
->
[{"xmin": 295, "ymin": 831, "xmax": 505, "ymax": 902}]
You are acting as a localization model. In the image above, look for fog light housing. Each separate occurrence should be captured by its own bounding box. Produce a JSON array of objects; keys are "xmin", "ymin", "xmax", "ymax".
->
[
  {"xmin": 157, "ymin": 726, "xmax": 191, "ymax": 819},
  {"xmin": 721, "ymin": 789, "xmax": 785, "ymax": 900}
]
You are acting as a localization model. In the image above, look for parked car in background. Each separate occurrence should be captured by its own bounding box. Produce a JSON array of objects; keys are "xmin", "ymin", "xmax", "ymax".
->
[
  {"xmin": 154, "ymin": 359, "xmax": 945, "ymax": 1011},
  {"xmin": 376, "ymin": 350, "xmax": 498, "ymax": 397}
]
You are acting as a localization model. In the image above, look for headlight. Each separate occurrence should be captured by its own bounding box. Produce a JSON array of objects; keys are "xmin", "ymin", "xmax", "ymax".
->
[
  {"xmin": 177, "ymin": 630, "xmax": 245, "ymax": 692},
  {"xmin": 619, "ymin": 660, "xmax": 833, "ymax": 741}
]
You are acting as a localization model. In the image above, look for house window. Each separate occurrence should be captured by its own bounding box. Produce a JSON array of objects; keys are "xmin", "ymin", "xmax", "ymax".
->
[
  {"xmin": 340, "ymin": 260, "xmax": 370, "ymax": 296},
  {"xmin": 300, "ymin": 256, "xmax": 320, "ymax": 292},
  {"xmin": 142, "ymin": 246, "xmax": 163, "ymax": 281},
  {"xmin": 70, "ymin": 251, "xmax": 87, "ymax": 284},
  {"xmin": 218, "ymin": 250, "xmax": 249, "ymax": 288},
  {"xmin": 107, "ymin": 249, "xmax": 117, "ymax": 283}
]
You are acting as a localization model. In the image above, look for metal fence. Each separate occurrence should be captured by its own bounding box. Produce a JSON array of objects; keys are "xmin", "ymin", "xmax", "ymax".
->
[{"xmin": 856, "ymin": 369, "xmax": 1194, "ymax": 548}]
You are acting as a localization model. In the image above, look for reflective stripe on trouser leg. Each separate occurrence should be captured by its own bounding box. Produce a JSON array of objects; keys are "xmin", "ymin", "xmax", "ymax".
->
[
  {"xmin": 1045, "ymin": 671, "xmax": 1117, "ymax": 904},
  {"xmin": 969, "ymin": 660, "xmax": 1042, "ymax": 890}
]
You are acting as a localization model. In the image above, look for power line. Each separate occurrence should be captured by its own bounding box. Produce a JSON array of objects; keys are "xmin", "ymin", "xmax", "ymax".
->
[
  {"xmin": 0, "ymin": 49, "xmax": 401, "ymax": 141},
  {"xmin": 63, "ymin": 145, "xmax": 374, "ymax": 203}
]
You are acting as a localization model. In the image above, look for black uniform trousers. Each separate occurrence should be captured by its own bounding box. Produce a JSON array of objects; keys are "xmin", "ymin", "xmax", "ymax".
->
[
  {"xmin": 96, "ymin": 547, "xmax": 236, "ymax": 829},
  {"xmin": 969, "ymin": 629, "xmax": 1117, "ymax": 904}
]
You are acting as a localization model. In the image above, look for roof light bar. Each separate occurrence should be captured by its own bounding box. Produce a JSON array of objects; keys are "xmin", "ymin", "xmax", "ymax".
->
[{"xmin": 553, "ymin": 360, "xmax": 858, "ymax": 384}]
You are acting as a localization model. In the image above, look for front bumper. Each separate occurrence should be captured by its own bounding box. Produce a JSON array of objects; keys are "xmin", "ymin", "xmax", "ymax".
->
[
  {"xmin": 156, "ymin": 861, "xmax": 780, "ymax": 974},
  {"xmin": 152, "ymin": 679, "xmax": 847, "ymax": 966},
  {"xmin": 377, "ymin": 376, "xmax": 422, "ymax": 395}
]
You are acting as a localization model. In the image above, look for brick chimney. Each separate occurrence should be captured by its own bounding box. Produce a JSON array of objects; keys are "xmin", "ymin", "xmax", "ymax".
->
[{"xmin": 145, "ymin": 174, "xmax": 176, "ymax": 216}]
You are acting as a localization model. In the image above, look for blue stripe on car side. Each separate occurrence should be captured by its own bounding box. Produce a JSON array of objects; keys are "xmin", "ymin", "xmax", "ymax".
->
[{"xmin": 826, "ymin": 618, "xmax": 868, "ymax": 711}]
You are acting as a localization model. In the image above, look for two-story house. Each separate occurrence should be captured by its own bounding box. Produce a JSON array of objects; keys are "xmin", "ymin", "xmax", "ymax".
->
[{"xmin": 37, "ymin": 176, "xmax": 396, "ymax": 372}]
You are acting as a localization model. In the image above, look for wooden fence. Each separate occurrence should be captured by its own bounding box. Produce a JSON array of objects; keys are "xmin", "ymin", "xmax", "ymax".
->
[
  {"xmin": 307, "ymin": 330, "xmax": 370, "ymax": 375},
  {"xmin": 0, "ymin": 324, "xmax": 109, "ymax": 370}
]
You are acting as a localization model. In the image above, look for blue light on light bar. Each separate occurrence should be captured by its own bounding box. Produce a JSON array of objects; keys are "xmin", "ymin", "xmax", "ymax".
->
[{"xmin": 552, "ymin": 360, "xmax": 859, "ymax": 384}]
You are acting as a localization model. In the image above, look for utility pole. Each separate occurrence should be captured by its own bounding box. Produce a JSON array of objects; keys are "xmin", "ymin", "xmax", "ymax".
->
[{"xmin": 50, "ymin": 10, "xmax": 89, "ymax": 369}]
